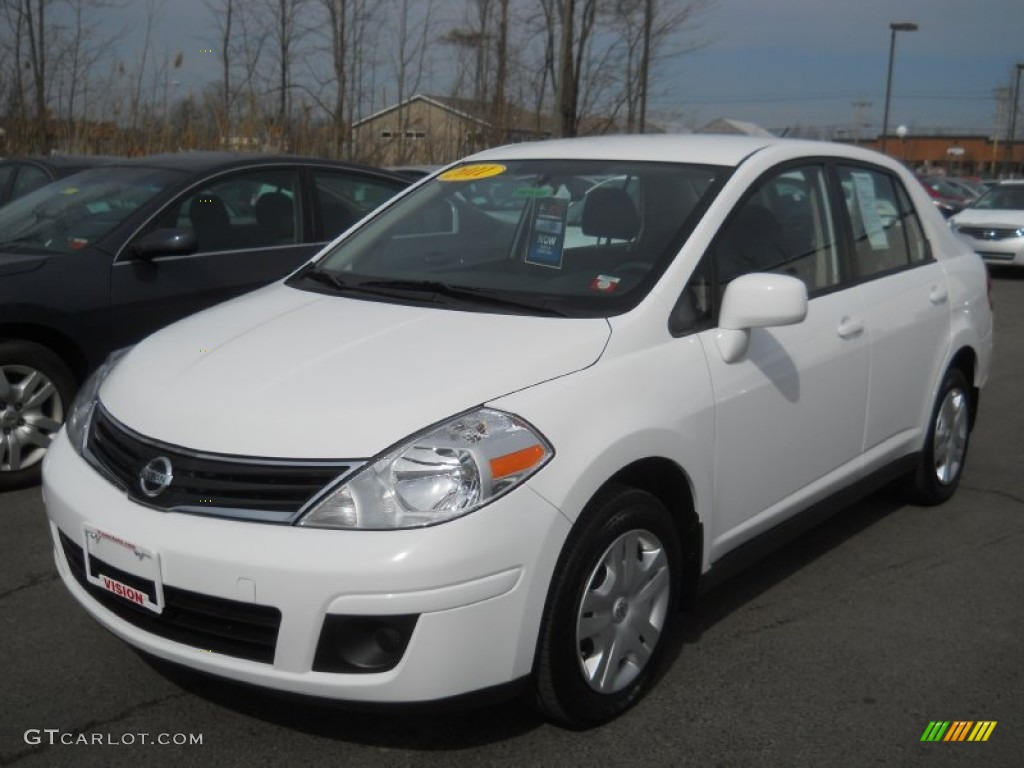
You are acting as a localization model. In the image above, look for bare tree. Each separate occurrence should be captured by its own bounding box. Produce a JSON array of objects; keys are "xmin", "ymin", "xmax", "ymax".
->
[
  {"xmin": 441, "ymin": 0, "xmax": 512, "ymax": 144},
  {"xmin": 260, "ymin": 0, "xmax": 309, "ymax": 149},
  {"xmin": 384, "ymin": 0, "xmax": 434, "ymax": 164},
  {"xmin": 615, "ymin": 0, "xmax": 714, "ymax": 132},
  {"xmin": 316, "ymin": 0, "xmax": 377, "ymax": 158},
  {"xmin": 202, "ymin": 0, "xmax": 235, "ymax": 140}
]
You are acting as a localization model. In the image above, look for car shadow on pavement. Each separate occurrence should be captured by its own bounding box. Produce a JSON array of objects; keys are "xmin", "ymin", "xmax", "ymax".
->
[
  {"xmin": 140, "ymin": 654, "xmax": 545, "ymax": 746},
  {"xmin": 988, "ymin": 265, "xmax": 1024, "ymax": 280},
  {"xmin": 658, "ymin": 489, "xmax": 905, "ymax": 672},
  {"xmin": 139, "ymin": 489, "xmax": 904, "ymax": 747}
]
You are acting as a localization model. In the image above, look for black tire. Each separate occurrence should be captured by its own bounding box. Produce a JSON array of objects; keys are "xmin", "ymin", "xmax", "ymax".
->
[
  {"xmin": 0, "ymin": 340, "xmax": 77, "ymax": 491},
  {"xmin": 902, "ymin": 367, "xmax": 972, "ymax": 506},
  {"xmin": 531, "ymin": 484, "xmax": 681, "ymax": 728}
]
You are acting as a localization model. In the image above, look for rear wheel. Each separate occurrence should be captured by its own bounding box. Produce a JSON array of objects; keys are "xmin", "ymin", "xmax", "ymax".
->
[
  {"xmin": 531, "ymin": 485, "xmax": 681, "ymax": 727},
  {"xmin": 0, "ymin": 340, "xmax": 76, "ymax": 491},
  {"xmin": 902, "ymin": 367, "xmax": 972, "ymax": 506}
]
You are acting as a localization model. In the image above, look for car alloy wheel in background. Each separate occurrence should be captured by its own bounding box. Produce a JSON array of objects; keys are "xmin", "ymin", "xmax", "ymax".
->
[{"xmin": 0, "ymin": 341, "xmax": 76, "ymax": 491}]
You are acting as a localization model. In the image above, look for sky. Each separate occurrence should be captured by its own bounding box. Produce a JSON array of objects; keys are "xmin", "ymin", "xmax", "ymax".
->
[
  {"xmin": 666, "ymin": 0, "xmax": 1024, "ymax": 136},
  {"xmin": 106, "ymin": 0, "xmax": 1024, "ymax": 139}
]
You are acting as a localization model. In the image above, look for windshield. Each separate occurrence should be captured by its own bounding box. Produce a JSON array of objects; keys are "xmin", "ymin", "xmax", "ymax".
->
[
  {"xmin": 970, "ymin": 185, "xmax": 1024, "ymax": 211},
  {"xmin": 290, "ymin": 159, "xmax": 726, "ymax": 317},
  {"xmin": 0, "ymin": 167, "xmax": 182, "ymax": 253}
]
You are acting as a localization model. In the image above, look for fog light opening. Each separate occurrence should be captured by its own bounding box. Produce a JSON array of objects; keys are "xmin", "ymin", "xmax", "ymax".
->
[{"xmin": 313, "ymin": 614, "xmax": 418, "ymax": 674}]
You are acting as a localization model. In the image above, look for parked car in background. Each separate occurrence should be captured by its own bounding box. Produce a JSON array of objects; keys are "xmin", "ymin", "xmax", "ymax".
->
[
  {"xmin": 917, "ymin": 175, "xmax": 972, "ymax": 217},
  {"xmin": 42, "ymin": 136, "xmax": 992, "ymax": 727},
  {"xmin": 0, "ymin": 152, "xmax": 409, "ymax": 489},
  {"xmin": 949, "ymin": 180, "xmax": 1024, "ymax": 266},
  {"xmin": 387, "ymin": 164, "xmax": 443, "ymax": 181},
  {"xmin": 0, "ymin": 155, "xmax": 119, "ymax": 206},
  {"xmin": 944, "ymin": 177, "xmax": 986, "ymax": 203}
]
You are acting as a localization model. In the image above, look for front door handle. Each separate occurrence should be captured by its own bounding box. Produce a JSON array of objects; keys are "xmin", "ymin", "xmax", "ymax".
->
[
  {"xmin": 837, "ymin": 316, "xmax": 864, "ymax": 340},
  {"xmin": 929, "ymin": 285, "xmax": 949, "ymax": 305}
]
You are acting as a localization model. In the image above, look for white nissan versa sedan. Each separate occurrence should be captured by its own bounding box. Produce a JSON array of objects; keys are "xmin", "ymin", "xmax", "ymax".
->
[{"xmin": 43, "ymin": 136, "xmax": 993, "ymax": 727}]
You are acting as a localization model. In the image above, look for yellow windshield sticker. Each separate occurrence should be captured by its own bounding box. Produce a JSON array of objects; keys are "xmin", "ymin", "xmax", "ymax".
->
[
  {"xmin": 61, "ymin": 187, "xmax": 78, "ymax": 195},
  {"xmin": 438, "ymin": 163, "xmax": 506, "ymax": 182}
]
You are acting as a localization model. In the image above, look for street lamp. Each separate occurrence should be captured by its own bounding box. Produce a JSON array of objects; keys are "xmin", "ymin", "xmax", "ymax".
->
[
  {"xmin": 880, "ymin": 21, "xmax": 918, "ymax": 154},
  {"xmin": 1005, "ymin": 62, "xmax": 1024, "ymax": 175}
]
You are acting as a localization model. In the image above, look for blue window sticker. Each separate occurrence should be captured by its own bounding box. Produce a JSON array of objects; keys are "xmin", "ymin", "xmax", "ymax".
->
[{"xmin": 525, "ymin": 198, "xmax": 568, "ymax": 269}]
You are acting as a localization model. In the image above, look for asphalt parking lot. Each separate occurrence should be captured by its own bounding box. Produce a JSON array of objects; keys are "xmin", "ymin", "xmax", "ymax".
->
[{"xmin": 1, "ymin": 274, "xmax": 1022, "ymax": 768}]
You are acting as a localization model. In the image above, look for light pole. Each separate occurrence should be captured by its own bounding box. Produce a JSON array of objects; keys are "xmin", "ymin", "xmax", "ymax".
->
[
  {"xmin": 880, "ymin": 22, "xmax": 918, "ymax": 154},
  {"xmin": 1005, "ymin": 63, "xmax": 1024, "ymax": 175}
]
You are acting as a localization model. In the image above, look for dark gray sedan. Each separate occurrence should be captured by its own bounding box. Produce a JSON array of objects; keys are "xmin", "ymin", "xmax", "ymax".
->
[{"xmin": 0, "ymin": 152, "xmax": 408, "ymax": 489}]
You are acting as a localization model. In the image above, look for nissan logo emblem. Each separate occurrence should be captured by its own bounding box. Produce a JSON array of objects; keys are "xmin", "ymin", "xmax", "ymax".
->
[{"xmin": 139, "ymin": 456, "xmax": 174, "ymax": 497}]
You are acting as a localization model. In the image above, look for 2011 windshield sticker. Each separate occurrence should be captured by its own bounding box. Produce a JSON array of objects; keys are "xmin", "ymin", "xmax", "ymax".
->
[
  {"xmin": 438, "ymin": 164, "xmax": 506, "ymax": 182},
  {"xmin": 525, "ymin": 198, "xmax": 568, "ymax": 269}
]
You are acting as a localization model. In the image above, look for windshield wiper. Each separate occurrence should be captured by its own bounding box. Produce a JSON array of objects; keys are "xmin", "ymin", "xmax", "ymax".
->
[
  {"xmin": 0, "ymin": 236, "xmax": 51, "ymax": 252},
  {"xmin": 296, "ymin": 269, "xmax": 566, "ymax": 316},
  {"xmin": 357, "ymin": 278, "xmax": 568, "ymax": 316}
]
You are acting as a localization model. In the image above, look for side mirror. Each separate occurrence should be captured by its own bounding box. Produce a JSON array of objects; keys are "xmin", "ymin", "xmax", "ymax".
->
[
  {"xmin": 131, "ymin": 229, "xmax": 198, "ymax": 260},
  {"xmin": 715, "ymin": 273, "xmax": 808, "ymax": 363}
]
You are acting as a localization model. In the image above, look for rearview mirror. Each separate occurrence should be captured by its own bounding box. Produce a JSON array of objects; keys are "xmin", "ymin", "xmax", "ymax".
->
[
  {"xmin": 716, "ymin": 273, "xmax": 808, "ymax": 363},
  {"xmin": 131, "ymin": 229, "xmax": 198, "ymax": 260}
]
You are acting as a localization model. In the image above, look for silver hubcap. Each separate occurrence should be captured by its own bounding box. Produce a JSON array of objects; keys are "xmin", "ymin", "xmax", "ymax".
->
[
  {"xmin": 576, "ymin": 529, "xmax": 671, "ymax": 694},
  {"xmin": 933, "ymin": 387, "xmax": 968, "ymax": 485},
  {"xmin": 0, "ymin": 364, "xmax": 65, "ymax": 473}
]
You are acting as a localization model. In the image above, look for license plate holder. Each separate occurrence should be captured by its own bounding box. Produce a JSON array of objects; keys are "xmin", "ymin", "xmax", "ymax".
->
[{"xmin": 84, "ymin": 526, "xmax": 164, "ymax": 614}]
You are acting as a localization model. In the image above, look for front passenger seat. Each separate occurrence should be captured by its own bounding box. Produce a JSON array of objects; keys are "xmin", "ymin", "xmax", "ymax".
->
[{"xmin": 189, "ymin": 194, "xmax": 231, "ymax": 251}]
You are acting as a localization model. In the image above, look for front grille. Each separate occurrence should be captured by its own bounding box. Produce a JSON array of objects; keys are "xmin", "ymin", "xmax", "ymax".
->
[
  {"xmin": 957, "ymin": 226, "xmax": 1022, "ymax": 241},
  {"xmin": 59, "ymin": 529, "xmax": 281, "ymax": 663},
  {"xmin": 87, "ymin": 406, "xmax": 357, "ymax": 523}
]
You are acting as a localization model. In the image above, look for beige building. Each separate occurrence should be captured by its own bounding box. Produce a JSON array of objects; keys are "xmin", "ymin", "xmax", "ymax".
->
[{"xmin": 352, "ymin": 94, "xmax": 551, "ymax": 166}]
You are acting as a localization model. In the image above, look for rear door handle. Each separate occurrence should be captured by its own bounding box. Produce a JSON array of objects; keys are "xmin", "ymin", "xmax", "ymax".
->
[
  {"xmin": 837, "ymin": 316, "xmax": 864, "ymax": 339},
  {"xmin": 929, "ymin": 285, "xmax": 949, "ymax": 305}
]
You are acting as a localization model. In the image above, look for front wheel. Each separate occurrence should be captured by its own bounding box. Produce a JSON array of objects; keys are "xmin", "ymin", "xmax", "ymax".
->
[
  {"xmin": 902, "ymin": 367, "xmax": 972, "ymax": 506},
  {"xmin": 531, "ymin": 485, "xmax": 681, "ymax": 727}
]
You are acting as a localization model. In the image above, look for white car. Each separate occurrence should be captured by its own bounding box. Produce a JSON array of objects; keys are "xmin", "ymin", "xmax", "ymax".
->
[
  {"xmin": 43, "ymin": 135, "xmax": 993, "ymax": 727},
  {"xmin": 949, "ymin": 180, "xmax": 1024, "ymax": 266}
]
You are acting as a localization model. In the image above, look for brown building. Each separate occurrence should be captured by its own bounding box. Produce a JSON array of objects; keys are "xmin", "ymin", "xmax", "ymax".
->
[
  {"xmin": 352, "ymin": 94, "xmax": 551, "ymax": 167},
  {"xmin": 852, "ymin": 134, "xmax": 1024, "ymax": 178}
]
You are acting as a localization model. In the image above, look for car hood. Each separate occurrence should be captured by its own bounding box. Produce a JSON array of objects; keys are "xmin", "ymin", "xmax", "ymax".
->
[
  {"xmin": 0, "ymin": 251, "xmax": 48, "ymax": 277},
  {"xmin": 101, "ymin": 284, "xmax": 610, "ymax": 458},
  {"xmin": 952, "ymin": 209, "xmax": 1024, "ymax": 228}
]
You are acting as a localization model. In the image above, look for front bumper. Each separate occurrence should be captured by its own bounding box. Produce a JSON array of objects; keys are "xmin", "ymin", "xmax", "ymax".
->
[
  {"xmin": 43, "ymin": 433, "xmax": 572, "ymax": 702},
  {"xmin": 956, "ymin": 234, "xmax": 1024, "ymax": 265}
]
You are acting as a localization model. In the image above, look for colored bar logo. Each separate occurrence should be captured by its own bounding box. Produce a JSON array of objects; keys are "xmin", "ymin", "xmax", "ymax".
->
[{"xmin": 920, "ymin": 721, "xmax": 997, "ymax": 742}]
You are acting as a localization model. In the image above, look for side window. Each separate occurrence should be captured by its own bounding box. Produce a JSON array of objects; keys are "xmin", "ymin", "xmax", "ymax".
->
[
  {"xmin": 715, "ymin": 165, "xmax": 839, "ymax": 292},
  {"xmin": 895, "ymin": 182, "xmax": 929, "ymax": 263},
  {"xmin": 312, "ymin": 171, "xmax": 404, "ymax": 240},
  {"xmin": 673, "ymin": 165, "xmax": 839, "ymax": 334},
  {"xmin": 0, "ymin": 164, "xmax": 16, "ymax": 201},
  {"xmin": 149, "ymin": 168, "xmax": 299, "ymax": 253},
  {"xmin": 12, "ymin": 165, "xmax": 51, "ymax": 199},
  {"xmin": 837, "ymin": 165, "xmax": 926, "ymax": 277}
]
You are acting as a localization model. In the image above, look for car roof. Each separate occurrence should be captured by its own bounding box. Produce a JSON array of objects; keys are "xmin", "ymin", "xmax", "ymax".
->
[
  {"xmin": 102, "ymin": 151, "xmax": 407, "ymax": 180},
  {"xmin": 466, "ymin": 134, "xmax": 896, "ymax": 169},
  {"xmin": 0, "ymin": 154, "xmax": 120, "ymax": 170}
]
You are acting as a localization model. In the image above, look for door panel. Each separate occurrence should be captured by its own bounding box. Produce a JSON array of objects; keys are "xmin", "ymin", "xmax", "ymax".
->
[
  {"xmin": 689, "ymin": 163, "xmax": 870, "ymax": 558},
  {"xmin": 702, "ymin": 286, "xmax": 869, "ymax": 556},
  {"xmin": 836, "ymin": 165, "xmax": 951, "ymax": 458}
]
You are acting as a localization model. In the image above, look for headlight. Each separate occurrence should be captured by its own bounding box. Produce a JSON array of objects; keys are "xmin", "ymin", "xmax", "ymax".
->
[
  {"xmin": 64, "ymin": 347, "xmax": 133, "ymax": 455},
  {"xmin": 298, "ymin": 408, "xmax": 553, "ymax": 529}
]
